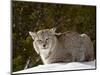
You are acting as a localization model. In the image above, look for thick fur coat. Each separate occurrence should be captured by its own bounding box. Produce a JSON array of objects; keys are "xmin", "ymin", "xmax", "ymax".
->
[{"xmin": 29, "ymin": 28, "xmax": 94, "ymax": 64}]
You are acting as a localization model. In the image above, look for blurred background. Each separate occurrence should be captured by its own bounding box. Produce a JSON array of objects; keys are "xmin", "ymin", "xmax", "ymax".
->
[{"xmin": 12, "ymin": 1, "xmax": 96, "ymax": 72}]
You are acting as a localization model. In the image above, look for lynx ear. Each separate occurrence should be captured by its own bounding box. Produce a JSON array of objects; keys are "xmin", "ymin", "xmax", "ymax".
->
[
  {"xmin": 29, "ymin": 31, "xmax": 37, "ymax": 40},
  {"xmin": 50, "ymin": 27, "xmax": 56, "ymax": 34},
  {"xmin": 50, "ymin": 27, "xmax": 62, "ymax": 36}
]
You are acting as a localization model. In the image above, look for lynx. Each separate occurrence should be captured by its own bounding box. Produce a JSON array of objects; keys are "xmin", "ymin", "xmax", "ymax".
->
[{"xmin": 29, "ymin": 28, "xmax": 94, "ymax": 64}]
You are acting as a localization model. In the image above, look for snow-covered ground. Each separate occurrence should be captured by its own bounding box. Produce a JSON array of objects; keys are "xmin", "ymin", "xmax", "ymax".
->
[{"xmin": 13, "ymin": 60, "xmax": 96, "ymax": 75}]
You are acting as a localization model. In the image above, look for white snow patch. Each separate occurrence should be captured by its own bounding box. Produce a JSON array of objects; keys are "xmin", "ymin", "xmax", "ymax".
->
[{"xmin": 13, "ymin": 60, "xmax": 96, "ymax": 75}]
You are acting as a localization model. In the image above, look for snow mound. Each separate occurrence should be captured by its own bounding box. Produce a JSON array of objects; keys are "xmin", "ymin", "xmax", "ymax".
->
[{"xmin": 13, "ymin": 60, "xmax": 96, "ymax": 74}]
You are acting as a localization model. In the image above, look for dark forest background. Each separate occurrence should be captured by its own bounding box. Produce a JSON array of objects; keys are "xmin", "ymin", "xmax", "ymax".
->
[{"xmin": 12, "ymin": 1, "xmax": 96, "ymax": 72}]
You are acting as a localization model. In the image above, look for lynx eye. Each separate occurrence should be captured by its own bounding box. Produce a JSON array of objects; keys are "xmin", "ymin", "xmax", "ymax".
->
[
  {"xmin": 46, "ymin": 38, "xmax": 49, "ymax": 41},
  {"xmin": 37, "ymin": 40, "xmax": 42, "ymax": 42}
]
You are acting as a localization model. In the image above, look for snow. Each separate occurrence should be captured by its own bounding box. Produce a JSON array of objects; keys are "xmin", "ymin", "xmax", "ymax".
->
[{"xmin": 13, "ymin": 60, "xmax": 96, "ymax": 75}]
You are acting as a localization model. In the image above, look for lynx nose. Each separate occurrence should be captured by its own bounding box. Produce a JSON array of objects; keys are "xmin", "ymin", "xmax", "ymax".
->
[{"xmin": 43, "ymin": 44, "xmax": 46, "ymax": 47}]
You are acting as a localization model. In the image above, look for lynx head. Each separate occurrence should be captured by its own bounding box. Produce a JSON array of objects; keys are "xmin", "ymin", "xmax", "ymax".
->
[{"xmin": 29, "ymin": 28, "xmax": 58, "ymax": 54}]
